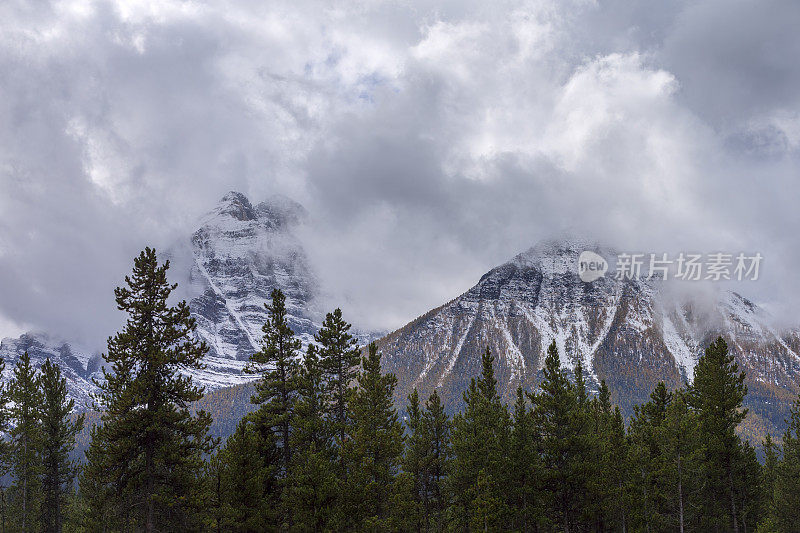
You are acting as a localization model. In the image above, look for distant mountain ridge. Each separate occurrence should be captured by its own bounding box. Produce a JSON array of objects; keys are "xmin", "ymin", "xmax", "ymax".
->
[
  {"xmin": 2, "ymin": 210, "xmax": 799, "ymax": 441},
  {"xmin": 376, "ymin": 240, "xmax": 800, "ymax": 438}
]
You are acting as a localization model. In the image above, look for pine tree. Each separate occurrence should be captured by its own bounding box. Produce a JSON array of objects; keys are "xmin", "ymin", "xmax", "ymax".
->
[
  {"xmin": 421, "ymin": 389, "xmax": 449, "ymax": 532},
  {"xmin": 607, "ymin": 406, "xmax": 630, "ymax": 531},
  {"xmin": 285, "ymin": 344, "xmax": 337, "ymax": 531},
  {"xmin": 570, "ymin": 359, "xmax": 595, "ymax": 528},
  {"xmin": 402, "ymin": 388, "xmax": 426, "ymax": 531},
  {"xmin": 7, "ymin": 351, "xmax": 43, "ymax": 533},
  {"xmin": 84, "ymin": 247, "xmax": 214, "ymax": 532},
  {"xmin": 0, "ymin": 356, "xmax": 10, "ymax": 533},
  {"xmin": 587, "ymin": 380, "xmax": 627, "ymax": 531},
  {"xmin": 316, "ymin": 309, "xmax": 360, "ymax": 451},
  {"xmin": 627, "ymin": 381, "xmax": 673, "ymax": 531},
  {"xmin": 656, "ymin": 388, "xmax": 701, "ymax": 533},
  {"xmin": 342, "ymin": 343, "xmax": 404, "ymax": 530},
  {"xmin": 397, "ymin": 387, "xmax": 450, "ymax": 531},
  {"xmin": 774, "ymin": 396, "xmax": 800, "ymax": 530},
  {"xmin": 759, "ymin": 434, "xmax": 778, "ymax": 525},
  {"xmin": 736, "ymin": 440, "xmax": 763, "ymax": 532},
  {"xmin": 246, "ymin": 288, "xmax": 301, "ymax": 486},
  {"xmin": 448, "ymin": 347, "xmax": 510, "ymax": 531},
  {"xmin": 532, "ymin": 341, "xmax": 587, "ymax": 532},
  {"xmin": 508, "ymin": 386, "xmax": 541, "ymax": 532},
  {"xmin": 688, "ymin": 337, "xmax": 748, "ymax": 532},
  {"xmin": 39, "ymin": 358, "xmax": 84, "ymax": 533},
  {"xmin": 78, "ymin": 425, "xmax": 118, "ymax": 531},
  {"xmin": 203, "ymin": 419, "xmax": 279, "ymax": 532}
]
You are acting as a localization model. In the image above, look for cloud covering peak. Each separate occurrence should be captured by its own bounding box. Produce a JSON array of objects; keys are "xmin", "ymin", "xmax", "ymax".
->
[{"xmin": 1, "ymin": 0, "xmax": 799, "ymax": 346}]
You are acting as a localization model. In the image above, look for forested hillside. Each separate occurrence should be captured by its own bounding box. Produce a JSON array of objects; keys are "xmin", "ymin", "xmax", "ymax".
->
[{"xmin": 3, "ymin": 249, "xmax": 800, "ymax": 532}]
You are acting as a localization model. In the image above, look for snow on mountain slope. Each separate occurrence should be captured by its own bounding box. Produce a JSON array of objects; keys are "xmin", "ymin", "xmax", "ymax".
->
[
  {"xmin": 188, "ymin": 191, "xmax": 320, "ymax": 361},
  {"xmin": 0, "ymin": 333, "xmax": 103, "ymax": 410},
  {"xmin": 0, "ymin": 192, "xmax": 328, "ymax": 407},
  {"xmin": 377, "ymin": 239, "xmax": 800, "ymax": 437}
]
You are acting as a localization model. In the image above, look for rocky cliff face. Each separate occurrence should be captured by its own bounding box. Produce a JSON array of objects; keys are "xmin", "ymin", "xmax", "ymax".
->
[
  {"xmin": 377, "ymin": 240, "xmax": 800, "ymax": 437},
  {"xmin": 0, "ymin": 333, "xmax": 104, "ymax": 410},
  {"xmin": 188, "ymin": 191, "xmax": 319, "ymax": 360},
  {"xmin": 0, "ymin": 192, "xmax": 329, "ymax": 406}
]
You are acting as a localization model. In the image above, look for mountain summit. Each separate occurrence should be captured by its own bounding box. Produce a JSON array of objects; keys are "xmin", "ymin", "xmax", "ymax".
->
[
  {"xmin": 189, "ymin": 191, "xmax": 319, "ymax": 362},
  {"xmin": 0, "ymin": 192, "xmax": 325, "ymax": 407},
  {"xmin": 377, "ymin": 239, "xmax": 800, "ymax": 437}
]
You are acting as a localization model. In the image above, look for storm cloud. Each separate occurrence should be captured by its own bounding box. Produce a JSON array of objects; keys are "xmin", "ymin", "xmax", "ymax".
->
[{"xmin": 1, "ymin": 0, "xmax": 798, "ymax": 347}]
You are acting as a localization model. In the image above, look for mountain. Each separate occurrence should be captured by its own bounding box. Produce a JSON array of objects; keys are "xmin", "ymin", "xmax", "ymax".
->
[
  {"xmin": 0, "ymin": 333, "xmax": 104, "ymax": 410},
  {"xmin": 188, "ymin": 191, "xmax": 319, "ymax": 360},
  {"xmin": 0, "ymin": 191, "xmax": 364, "ymax": 409},
  {"xmin": 376, "ymin": 239, "xmax": 800, "ymax": 438}
]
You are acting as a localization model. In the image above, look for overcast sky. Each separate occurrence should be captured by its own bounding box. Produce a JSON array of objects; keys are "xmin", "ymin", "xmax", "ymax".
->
[{"xmin": 1, "ymin": 0, "xmax": 799, "ymax": 348}]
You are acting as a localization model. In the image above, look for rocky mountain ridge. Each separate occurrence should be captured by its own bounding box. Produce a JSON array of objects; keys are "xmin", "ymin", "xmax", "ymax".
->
[
  {"xmin": 376, "ymin": 240, "xmax": 800, "ymax": 437},
  {"xmin": 0, "ymin": 192, "xmax": 361, "ymax": 409}
]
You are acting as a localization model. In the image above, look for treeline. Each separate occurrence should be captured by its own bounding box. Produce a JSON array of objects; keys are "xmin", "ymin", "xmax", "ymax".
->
[{"xmin": 2, "ymin": 249, "xmax": 800, "ymax": 531}]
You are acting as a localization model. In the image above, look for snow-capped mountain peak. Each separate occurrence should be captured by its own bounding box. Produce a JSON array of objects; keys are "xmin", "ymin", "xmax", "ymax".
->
[{"xmin": 377, "ymin": 238, "xmax": 800, "ymax": 437}]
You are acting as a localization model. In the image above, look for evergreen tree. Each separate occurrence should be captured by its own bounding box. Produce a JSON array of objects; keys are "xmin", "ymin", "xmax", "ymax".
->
[
  {"xmin": 627, "ymin": 381, "xmax": 673, "ymax": 531},
  {"xmin": 508, "ymin": 386, "xmax": 541, "ymax": 532},
  {"xmin": 587, "ymin": 380, "xmax": 627, "ymax": 531},
  {"xmin": 7, "ymin": 351, "xmax": 43, "ymax": 533},
  {"xmin": 246, "ymin": 288, "xmax": 301, "ymax": 487},
  {"xmin": 531, "ymin": 341, "xmax": 587, "ymax": 532},
  {"xmin": 84, "ymin": 247, "xmax": 214, "ymax": 532},
  {"xmin": 402, "ymin": 388, "xmax": 426, "ymax": 531},
  {"xmin": 656, "ymin": 388, "xmax": 701, "ymax": 533},
  {"xmin": 688, "ymin": 337, "xmax": 748, "ymax": 532},
  {"xmin": 203, "ymin": 420, "xmax": 279, "ymax": 532},
  {"xmin": 342, "ymin": 343, "xmax": 404, "ymax": 530},
  {"xmin": 607, "ymin": 406, "xmax": 630, "ymax": 531},
  {"xmin": 286, "ymin": 344, "xmax": 337, "ymax": 531},
  {"xmin": 78, "ymin": 425, "xmax": 118, "ymax": 531},
  {"xmin": 315, "ymin": 309, "xmax": 360, "ymax": 451},
  {"xmin": 448, "ymin": 347, "xmax": 510, "ymax": 531},
  {"xmin": 736, "ymin": 440, "xmax": 763, "ymax": 532},
  {"xmin": 759, "ymin": 433, "xmax": 778, "ymax": 525},
  {"xmin": 0, "ymin": 356, "xmax": 10, "ymax": 533},
  {"xmin": 774, "ymin": 396, "xmax": 800, "ymax": 530},
  {"xmin": 570, "ymin": 359, "xmax": 595, "ymax": 528},
  {"xmin": 421, "ymin": 389, "xmax": 449, "ymax": 532},
  {"xmin": 398, "ymin": 387, "xmax": 450, "ymax": 532},
  {"xmin": 39, "ymin": 358, "xmax": 84, "ymax": 533}
]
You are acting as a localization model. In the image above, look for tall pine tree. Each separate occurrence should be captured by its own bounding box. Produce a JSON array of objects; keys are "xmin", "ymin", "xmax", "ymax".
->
[
  {"xmin": 39, "ymin": 358, "xmax": 84, "ymax": 533},
  {"xmin": 773, "ymin": 395, "xmax": 800, "ymax": 530},
  {"xmin": 532, "ymin": 341, "xmax": 587, "ymax": 532},
  {"xmin": 246, "ymin": 288, "xmax": 301, "ymax": 485},
  {"xmin": 7, "ymin": 351, "xmax": 43, "ymax": 533},
  {"xmin": 759, "ymin": 433, "xmax": 778, "ymax": 527},
  {"xmin": 422, "ymin": 389, "xmax": 450, "ymax": 532},
  {"xmin": 285, "ymin": 343, "xmax": 337, "ymax": 531},
  {"xmin": 84, "ymin": 247, "xmax": 213, "ymax": 532},
  {"xmin": 688, "ymin": 337, "xmax": 748, "ymax": 532},
  {"xmin": 0, "ymin": 356, "xmax": 10, "ymax": 533},
  {"xmin": 316, "ymin": 308, "xmax": 360, "ymax": 451},
  {"xmin": 656, "ymin": 388, "xmax": 701, "ymax": 533},
  {"xmin": 402, "ymin": 388, "xmax": 426, "ymax": 531},
  {"xmin": 448, "ymin": 347, "xmax": 511, "ymax": 531},
  {"xmin": 202, "ymin": 419, "xmax": 279, "ymax": 532},
  {"xmin": 342, "ymin": 342, "xmax": 404, "ymax": 530},
  {"xmin": 508, "ymin": 386, "xmax": 542, "ymax": 532}
]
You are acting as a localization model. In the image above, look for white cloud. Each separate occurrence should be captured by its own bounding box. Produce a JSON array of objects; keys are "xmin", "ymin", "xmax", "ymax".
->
[{"xmin": 1, "ymin": 0, "xmax": 799, "ymax": 344}]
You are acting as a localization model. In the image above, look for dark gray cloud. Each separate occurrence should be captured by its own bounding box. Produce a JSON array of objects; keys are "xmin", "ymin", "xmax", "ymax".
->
[{"xmin": 1, "ymin": 0, "xmax": 798, "ymax": 345}]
